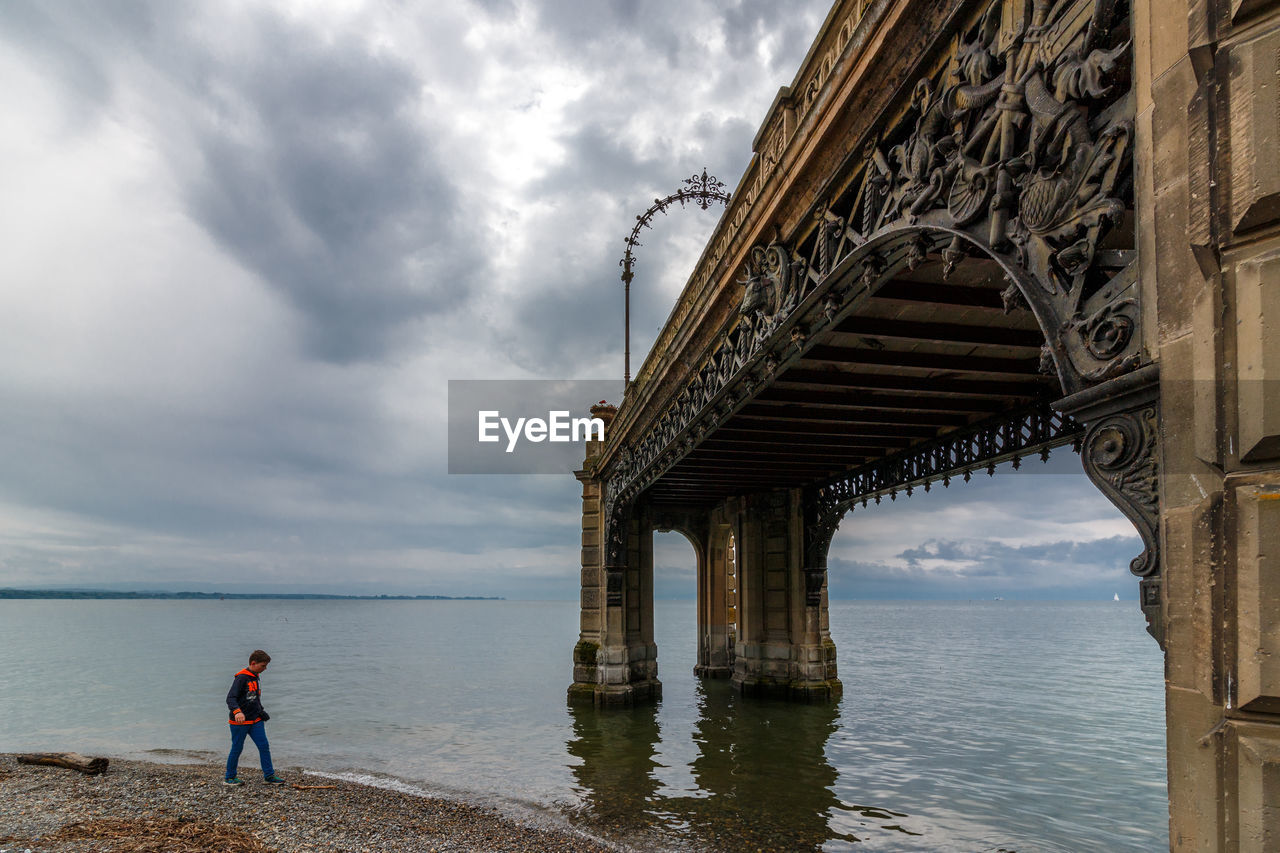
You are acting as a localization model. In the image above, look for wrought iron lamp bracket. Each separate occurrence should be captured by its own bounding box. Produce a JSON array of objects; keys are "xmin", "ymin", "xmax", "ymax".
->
[{"xmin": 620, "ymin": 169, "xmax": 731, "ymax": 387}]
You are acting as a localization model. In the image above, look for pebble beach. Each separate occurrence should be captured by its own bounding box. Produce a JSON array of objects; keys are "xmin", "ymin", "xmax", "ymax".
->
[{"xmin": 0, "ymin": 755, "xmax": 627, "ymax": 853}]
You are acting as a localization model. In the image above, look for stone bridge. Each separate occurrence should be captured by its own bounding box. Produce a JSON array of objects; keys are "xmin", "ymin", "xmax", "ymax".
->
[{"xmin": 568, "ymin": 0, "xmax": 1280, "ymax": 848}]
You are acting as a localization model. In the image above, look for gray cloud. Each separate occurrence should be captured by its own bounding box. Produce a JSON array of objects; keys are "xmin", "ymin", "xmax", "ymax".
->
[
  {"xmin": 891, "ymin": 536, "xmax": 1140, "ymax": 578},
  {"xmin": 827, "ymin": 526, "xmax": 1143, "ymax": 600},
  {"xmin": 0, "ymin": 1, "xmax": 147, "ymax": 120},
  {"xmin": 185, "ymin": 26, "xmax": 477, "ymax": 361},
  {"xmin": 0, "ymin": 0, "xmax": 1135, "ymax": 603},
  {"xmin": 6, "ymin": 2, "xmax": 484, "ymax": 364}
]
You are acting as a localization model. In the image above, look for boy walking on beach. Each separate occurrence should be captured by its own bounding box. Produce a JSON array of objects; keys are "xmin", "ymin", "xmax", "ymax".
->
[{"xmin": 224, "ymin": 649, "xmax": 285, "ymax": 786}]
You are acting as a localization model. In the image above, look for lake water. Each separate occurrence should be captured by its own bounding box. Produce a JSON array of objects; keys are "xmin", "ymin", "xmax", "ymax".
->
[{"xmin": 0, "ymin": 599, "xmax": 1167, "ymax": 851}]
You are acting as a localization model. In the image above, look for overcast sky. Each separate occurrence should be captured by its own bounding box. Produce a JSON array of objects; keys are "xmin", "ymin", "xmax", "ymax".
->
[{"xmin": 0, "ymin": 0, "xmax": 1140, "ymax": 600}]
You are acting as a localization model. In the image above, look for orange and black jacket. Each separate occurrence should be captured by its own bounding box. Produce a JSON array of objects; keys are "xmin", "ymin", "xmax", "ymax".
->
[{"xmin": 226, "ymin": 668, "xmax": 268, "ymax": 725}]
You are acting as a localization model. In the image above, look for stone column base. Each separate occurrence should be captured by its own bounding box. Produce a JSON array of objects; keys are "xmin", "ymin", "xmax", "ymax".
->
[
  {"xmin": 731, "ymin": 673, "xmax": 843, "ymax": 703},
  {"xmin": 567, "ymin": 640, "xmax": 662, "ymax": 707},
  {"xmin": 567, "ymin": 679, "xmax": 663, "ymax": 708},
  {"xmin": 694, "ymin": 664, "xmax": 733, "ymax": 678},
  {"xmin": 730, "ymin": 639, "xmax": 841, "ymax": 702}
]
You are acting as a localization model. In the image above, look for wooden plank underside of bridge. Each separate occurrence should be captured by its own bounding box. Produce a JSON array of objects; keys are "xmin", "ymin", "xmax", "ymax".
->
[{"xmin": 645, "ymin": 254, "xmax": 1060, "ymax": 506}]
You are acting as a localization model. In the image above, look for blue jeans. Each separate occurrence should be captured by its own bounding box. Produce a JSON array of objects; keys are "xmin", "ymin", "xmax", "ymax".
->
[{"xmin": 225, "ymin": 720, "xmax": 274, "ymax": 780}]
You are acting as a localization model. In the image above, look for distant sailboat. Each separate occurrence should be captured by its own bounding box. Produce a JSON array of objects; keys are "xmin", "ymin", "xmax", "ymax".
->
[{"xmin": 1113, "ymin": 593, "xmax": 1120, "ymax": 601}]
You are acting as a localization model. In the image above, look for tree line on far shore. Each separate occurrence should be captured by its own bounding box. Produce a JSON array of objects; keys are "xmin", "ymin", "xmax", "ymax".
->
[{"xmin": 0, "ymin": 588, "xmax": 503, "ymax": 600}]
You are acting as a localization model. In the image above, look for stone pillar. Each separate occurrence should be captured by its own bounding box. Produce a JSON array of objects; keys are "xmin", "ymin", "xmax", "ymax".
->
[
  {"xmin": 569, "ymin": 403, "xmax": 660, "ymax": 707},
  {"xmin": 795, "ymin": 493, "xmax": 841, "ymax": 702},
  {"xmin": 731, "ymin": 489, "xmax": 841, "ymax": 701},
  {"xmin": 731, "ymin": 491, "xmax": 787, "ymax": 695},
  {"xmin": 1132, "ymin": 1, "xmax": 1280, "ymax": 848},
  {"xmin": 620, "ymin": 503, "xmax": 660, "ymax": 700},
  {"xmin": 568, "ymin": 402, "xmax": 614, "ymax": 706},
  {"xmin": 571, "ymin": 502, "xmax": 661, "ymax": 708},
  {"xmin": 567, "ymin": 470, "xmax": 605, "ymax": 705},
  {"xmin": 696, "ymin": 502, "xmax": 738, "ymax": 678}
]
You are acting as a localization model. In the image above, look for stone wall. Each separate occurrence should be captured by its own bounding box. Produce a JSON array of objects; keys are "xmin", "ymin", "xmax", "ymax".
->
[{"xmin": 1139, "ymin": 0, "xmax": 1280, "ymax": 848}]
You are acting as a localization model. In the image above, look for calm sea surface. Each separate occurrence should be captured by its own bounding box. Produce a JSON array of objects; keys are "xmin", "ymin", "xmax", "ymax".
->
[{"xmin": 0, "ymin": 600, "xmax": 1166, "ymax": 851}]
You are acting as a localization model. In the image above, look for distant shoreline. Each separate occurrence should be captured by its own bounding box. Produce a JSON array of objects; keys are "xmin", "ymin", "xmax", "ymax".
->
[{"xmin": 0, "ymin": 588, "xmax": 503, "ymax": 601}]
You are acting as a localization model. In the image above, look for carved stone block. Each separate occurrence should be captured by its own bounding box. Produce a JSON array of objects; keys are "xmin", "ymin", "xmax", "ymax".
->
[
  {"xmin": 1135, "ymin": 0, "xmax": 1191, "ymax": 101},
  {"xmin": 1152, "ymin": 57, "xmax": 1196, "ymax": 195},
  {"xmin": 1234, "ymin": 722, "xmax": 1280, "ymax": 852},
  {"xmin": 1235, "ymin": 484, "xmax": 1280, "ymax": 712},
  {"xmin": 1164, "ymin": 500, "xmax": 1219, "ymax": 696},
  {"xmin": 580, "ymin": 587, "xmax": 599, "ymax": 610},
  {"xmin": 1235, "ymin": 249, "xmax": 1280, "ymax": 462},
  {"xmin": 1166, "ymin": 685, "xmax": 1227, "ymax": 846},
  {"xmin": 1192, "ymin": 274, "xmax": 1225, "ymax": 464},
  {"xmin": 1228, "ymin": 30, "xmax": 1280, "ymax": 234},
  {"xmin": 1159, "ymin": 334, "xmax": 1221, "ymax": 510},
  {"xmin": 600, "ymin": 664, "xmax": 628, "ymax": 685},
  {"xmin": 1152, "ymin": 59, "xmax": 1202, "ymax": 340},
  {"xmin": 1187, "ymin": 70, "xmax": 1215, "ymax": 274},
  {"xmin": 763, "ymin": 643, "xmax": 791, "ymax": 661}
]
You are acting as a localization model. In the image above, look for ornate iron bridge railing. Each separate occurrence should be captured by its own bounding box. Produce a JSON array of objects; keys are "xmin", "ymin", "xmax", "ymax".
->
[{"xmin": 807, "ymin": 403, "xmax": 1084, "ymax": 530}]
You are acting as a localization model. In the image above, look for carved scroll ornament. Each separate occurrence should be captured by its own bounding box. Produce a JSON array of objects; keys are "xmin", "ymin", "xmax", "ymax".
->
[
  {"xmin": 739, "ymin": 243, "xmax": 800, "ymax": 326},
  {"xmin": 1080, "ymin": 406, "xmax": 1159, "ymax": 579},
  {"xmin": 1079, "ymin": 403, "xmax": 1162, "ymax": 643}
]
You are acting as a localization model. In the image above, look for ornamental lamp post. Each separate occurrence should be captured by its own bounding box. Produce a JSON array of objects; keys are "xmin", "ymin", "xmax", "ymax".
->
[{"xmin": 620, "ymin": 169, "xmax": 730, "ymax": 391}]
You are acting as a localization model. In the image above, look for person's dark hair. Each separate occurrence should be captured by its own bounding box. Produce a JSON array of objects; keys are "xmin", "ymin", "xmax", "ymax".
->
[{"xmin": 249, "ymin": 650, "xmax": 271, "ymax": 664}]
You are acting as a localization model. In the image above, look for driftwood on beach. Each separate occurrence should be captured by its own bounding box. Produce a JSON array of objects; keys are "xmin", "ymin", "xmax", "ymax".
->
[{"xmin": 16, "ymin": 752, "xmax": 109, "ymax": 775}]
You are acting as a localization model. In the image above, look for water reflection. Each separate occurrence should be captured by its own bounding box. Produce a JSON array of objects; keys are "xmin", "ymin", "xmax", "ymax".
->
[
  {"xmin": 566, "ymin": 680, "xmax": 917, "ymax": 851},
  {"xmin": 564, "ymin": 696, "xmax": 664, "ymax": 832},
  {"xmin": 681, "ymin": 679, "xmax": 851, "ymax": 850}
]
